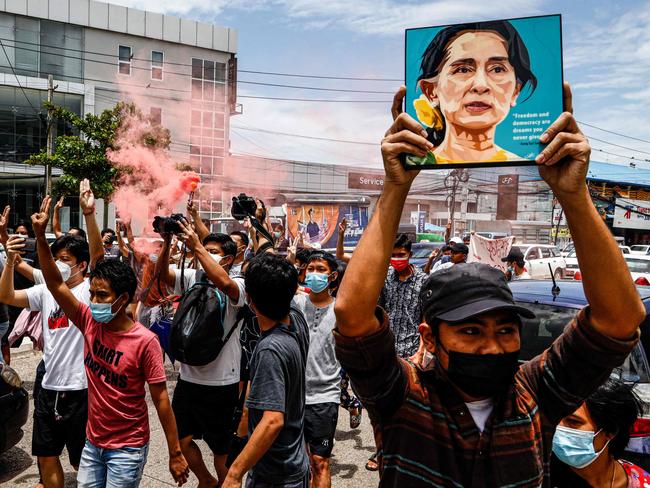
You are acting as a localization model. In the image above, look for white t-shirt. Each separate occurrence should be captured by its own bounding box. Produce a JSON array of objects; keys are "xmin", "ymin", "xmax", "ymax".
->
[
  {"xmin": 173, "ymin": 268, "xmax": 246, "ymax": 386},
  {"xmin": 512, "ymin": 270, "xmax": 531, "ymax": 281},
  {"xmin": 431, "ymin": 261, "xmax": 454, "ymax": 274},
  {"xmin": 465, "ymin": 398, "xmax": 495, "ymax": 433},
  {"xmin": 25, "ymin": 279, "xmax": 90, "ymax": 391}
]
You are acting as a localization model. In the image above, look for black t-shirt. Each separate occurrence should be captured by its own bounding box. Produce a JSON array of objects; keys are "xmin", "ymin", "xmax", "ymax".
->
[{"xmin": 246, "ymin": 307, "xmax": 310, "ymax": 483}]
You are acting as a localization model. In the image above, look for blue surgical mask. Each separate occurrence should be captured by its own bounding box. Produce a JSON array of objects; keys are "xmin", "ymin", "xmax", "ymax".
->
[
  {"xmin": 305, "ymin": 273, "xmax": 330, "ymax": 293},
  {"xmin": 552, "ymin": 425, "xmax": 610, "ymax": 469},
  {"xmin": 90, "ymin": 296, "xmax": 124, "ymax": 324}
]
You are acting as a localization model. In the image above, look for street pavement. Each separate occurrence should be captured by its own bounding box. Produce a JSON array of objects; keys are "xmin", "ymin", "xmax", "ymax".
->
[{"xmin": 0, "ymin": 341, "xmax": 379, "ymax": 487}]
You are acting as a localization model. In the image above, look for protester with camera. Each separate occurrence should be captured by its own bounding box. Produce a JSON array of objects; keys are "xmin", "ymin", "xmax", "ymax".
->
[
  {"xmin": 0, "ymin": 179, "xmax": 104, "ymax": 488},
  {"xmin": 100, "ymin": 228, "xmax": 120, "ymax": 259},
  {"xmin": 155, "ymin": 217, "xmax": 247, "ymax": 487},
  {"xmin": 333, "ymin": 84, "xmax": 645, "ymax": 487},
  {"xmin": 223, "ymin": 253, "xmax": 310, "ymax": 488},
  {"xmin": 291, "ymin": 251, "xmax": 340, "ymax": 488}
]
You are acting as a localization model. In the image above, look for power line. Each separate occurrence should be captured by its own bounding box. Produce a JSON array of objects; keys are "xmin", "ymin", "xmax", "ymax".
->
[
  {"xmin": 586, "ymin": 134, "xmax": 650, "ymax": 156},
  {"xmin": 238, "ymin": 95, "xmax": 388, "ymax": 103},
  {"xmin": 232, "ymin": 125, "xmax": 379, "ymax": 146},
  {"xmin": 578, "ymin": 120, "xmax": 650, "ymax": 145}
]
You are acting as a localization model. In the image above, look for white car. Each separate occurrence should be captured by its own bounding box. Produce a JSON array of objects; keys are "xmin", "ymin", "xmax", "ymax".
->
[
  {"xmin": 624, "ymin": 255, "xmax": 650, "ymax": 286},
  {"xmin": 631, "ymin": 245, "xmax": 650, "ymax": 255},
  {"xmin": 513, "ymin": 244, "xmax": 566, "ymax": 280},
  {"xmin": 566, "ymin": 246, "xmax": 631, "ymax": 280}
]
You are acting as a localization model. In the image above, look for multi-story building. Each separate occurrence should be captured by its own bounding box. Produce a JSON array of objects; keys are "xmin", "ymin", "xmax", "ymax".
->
[{"xmin": 0, "ymin": 0, "xmax": 237, "ymax": 229}]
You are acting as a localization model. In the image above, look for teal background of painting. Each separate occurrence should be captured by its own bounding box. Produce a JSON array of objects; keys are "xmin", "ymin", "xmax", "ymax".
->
[{"xmin": 405, "ymin": 15, "xmax": 563, "ymax": 162}]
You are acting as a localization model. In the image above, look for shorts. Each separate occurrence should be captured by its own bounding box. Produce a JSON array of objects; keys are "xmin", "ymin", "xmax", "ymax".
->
[
  {"xmin": 245, "ymin": 473, "xmax": 310, "ymax": 488},
  {"xmin": 77, "ymin": 439, "xmax": 149, "ymax": 488},
  {"xmin": 32, "ymin": 387, "xmax": 88, "ymax": 466},
  {"xmin": 304, "ymin": 402, "xmax": 339, "ymax": 458},
  {"xmin": 172, "ymin": 378, "xmax": 239, "ymax": 455}
]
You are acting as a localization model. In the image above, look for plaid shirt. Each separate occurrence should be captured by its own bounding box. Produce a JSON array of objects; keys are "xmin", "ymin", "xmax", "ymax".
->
[
  {"xmin": 379, "ymin": 267, "xmax": 428, "ymax": 358},
  {"xmin": 334, "ymin": 307, "xmax": 638, "ymax": 488}
]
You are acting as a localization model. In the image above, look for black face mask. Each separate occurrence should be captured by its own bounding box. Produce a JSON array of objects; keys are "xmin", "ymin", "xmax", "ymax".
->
[{"xmin": 438, "ymin": 339, "xmax": 520, "ymax": 398}]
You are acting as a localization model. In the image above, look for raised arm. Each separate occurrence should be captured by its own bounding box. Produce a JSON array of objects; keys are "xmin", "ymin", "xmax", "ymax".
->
[
  {"xmin": 52, "ymin": 196, "xmax": 65, "ymax": 238},
  {"xmin": 80, "ymin": 179, "xmax": 103, "ymax": 269},
  {"xmin": 177, "ymin": 219, "xmax": 241, "ymax": 302},
  {"xmin": 537, "ymin": 84, "xmax": 644, "ymax": 339},
  {"xmin": 0, "ymin": 235, "xmax": 30, "ymax": 308},
  {"xmin": 114, "ymin": 222, "xmax": 130, "ymax": 259},
  {"xmin": 336, "ymin": 218, "xmax": 351, "ymax": 263},
  {"xmin": 32, "ymin": 197, "xmax": 81, "ymax": 318},
  {"xmin": 154, "ymin": 234, "xmax": 177, "ymax": 289},
  {"xmin": 335, "ymin": 107, "xmax": 431, "ymax": 337},
  {"xmin": 0, "ymin": 206, "xmax": 36, "ymax": 282},
  {"xmin": 187, "ymin": 201, "xmax": 210, "ymax": 242}
]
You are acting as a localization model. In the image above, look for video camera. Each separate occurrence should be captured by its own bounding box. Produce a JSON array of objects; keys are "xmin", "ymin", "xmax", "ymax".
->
[
  {"xmin": 231, "ymin": 193, "xmax": 265, "ymax": 221},
  {"xmin": 152, "ymin": 213, "xmax": 186, "ymax": 235}
]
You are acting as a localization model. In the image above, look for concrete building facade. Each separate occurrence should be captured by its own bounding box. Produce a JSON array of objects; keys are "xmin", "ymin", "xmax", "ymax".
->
[{"xmin": 0, "ymin": 0, "xmax": 236, "ymax": 229}]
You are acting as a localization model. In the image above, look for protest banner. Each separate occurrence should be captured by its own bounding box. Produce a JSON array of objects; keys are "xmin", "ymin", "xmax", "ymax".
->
[
  {"xmin": 404, "ymin": 14, "xmax": 563, "ymax": 169},
  {"xmin": 467, "ymin": 233, "xmax": 515, "ymax": 272}
]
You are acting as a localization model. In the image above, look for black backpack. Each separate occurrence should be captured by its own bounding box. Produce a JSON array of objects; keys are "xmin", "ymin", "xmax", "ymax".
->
[{"xmin": 169, "ymin": 271, "xmax": 237, "ymax": 366}]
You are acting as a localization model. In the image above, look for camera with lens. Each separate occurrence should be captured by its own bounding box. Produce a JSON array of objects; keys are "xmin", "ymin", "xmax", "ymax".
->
[
  {"xmin": 231, "ymin": 193, "xmax": 263, "ymax": 221},
  {"xmin": 152, "ymin": 213, "xmax": 185, "ymax": 235}
]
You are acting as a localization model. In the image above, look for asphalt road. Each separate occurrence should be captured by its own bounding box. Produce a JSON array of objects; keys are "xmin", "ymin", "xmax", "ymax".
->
[{"xmin": 0, "ymin": 342, "xmax": 379, "ymax": 487}]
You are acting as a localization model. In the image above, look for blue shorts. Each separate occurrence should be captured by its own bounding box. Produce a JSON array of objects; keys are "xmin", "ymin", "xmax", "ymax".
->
[{"xmin": 76, "ymin": 440, "xmax": 149, "ymax": 488}]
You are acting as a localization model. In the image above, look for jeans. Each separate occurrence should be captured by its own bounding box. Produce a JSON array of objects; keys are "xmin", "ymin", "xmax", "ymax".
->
[
  {"xmin": 0, "ymin": 321, "xmax": 8, "ymax": 364},
  {"xmin": 77, "ymin": 440, "xmax": 149, "ymax": 488},
  {"xmin": 245, "ymin": 473, "xmax": 310, "ymax": 488}
]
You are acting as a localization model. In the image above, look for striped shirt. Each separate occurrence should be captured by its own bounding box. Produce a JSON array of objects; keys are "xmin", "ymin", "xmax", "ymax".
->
[{"xmin": 334, "ymin": 307, "xmax": 638, "ymax": 487}]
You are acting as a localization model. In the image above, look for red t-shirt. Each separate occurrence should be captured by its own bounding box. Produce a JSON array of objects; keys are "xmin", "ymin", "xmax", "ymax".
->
[{"xmin": 73, "ymin": 302, "xmax": 166, "ymax": 449}]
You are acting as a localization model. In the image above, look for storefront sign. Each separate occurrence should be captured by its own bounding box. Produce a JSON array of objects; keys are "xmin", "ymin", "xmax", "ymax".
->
[
  {"xmin": 613, "ymin": 198, "xmax": 650, "ymax": 230},
  {"xmin": 348, "ymin": 172, "xmax": 384, "ymax": 190}
]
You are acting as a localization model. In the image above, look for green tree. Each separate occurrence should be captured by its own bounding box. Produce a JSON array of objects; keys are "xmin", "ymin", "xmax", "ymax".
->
[{"xmin": 26, "ymin": 101, "xmax": 171, "ymax": 225}]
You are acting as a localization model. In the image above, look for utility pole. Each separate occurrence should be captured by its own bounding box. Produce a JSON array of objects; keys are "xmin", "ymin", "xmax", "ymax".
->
[
  {"xmin": 445, "ymin": 169, "xmax": 470, "ymax": 238},
  {"xmin": 45, "ymin": 74, "xmax": 55, "ymax": 196}
]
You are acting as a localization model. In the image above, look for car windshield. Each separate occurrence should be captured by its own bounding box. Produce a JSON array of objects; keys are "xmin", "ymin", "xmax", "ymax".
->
[
  {"xmin": 567, "ymin": 251, "xmax": 577, "ymax": 258},
  {"xmin": 632, "ymin": 246, "xmax": 649, "ymax": 252},
  {"xmin": 625, "ymin": 258, "xmax": 650, "ymax": 274},
  {"xmin": 412, "ymin": 247, "xmax": 435, "ymax": 258},
  {"xmin": 518, "ymin": 302, "xmax": 650, "ymax": 383}
]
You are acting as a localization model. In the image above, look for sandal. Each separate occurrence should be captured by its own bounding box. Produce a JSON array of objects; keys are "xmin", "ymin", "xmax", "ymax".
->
[
  {"xmin": 365, "ymin": 456, "xmax": 379, "ymax": 471},
  {"xmin": 350, "ymin": 405, "xmax": 363, "ymax": 429}
]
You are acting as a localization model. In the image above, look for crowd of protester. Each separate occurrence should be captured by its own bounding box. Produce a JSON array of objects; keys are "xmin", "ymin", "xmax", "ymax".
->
[{"xmin": 0, "ymin": 82, "xmax": 649, "ymax": 488}]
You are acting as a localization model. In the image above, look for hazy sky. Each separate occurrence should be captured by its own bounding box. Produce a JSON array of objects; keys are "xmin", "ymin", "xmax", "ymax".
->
[{"xmin": 107, "ymin": 0, "xmax": 650, "ymax": 171}]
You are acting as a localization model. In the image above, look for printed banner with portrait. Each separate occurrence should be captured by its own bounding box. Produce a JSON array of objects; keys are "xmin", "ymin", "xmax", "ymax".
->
[
  {"xmin": 286, "ymin": 204, "xmax": 369, "ymax": 249},
  {"xmin": 404, "ymin": 14, "xmax": 563, "ymax": 169}
]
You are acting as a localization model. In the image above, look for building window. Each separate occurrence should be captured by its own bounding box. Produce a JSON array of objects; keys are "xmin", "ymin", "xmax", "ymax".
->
[
  {"xmin": 191, "ymin": 57, "xmax": 226, "ymax": 177},
  {"xmin": 118, "ymin": 45, "xmax": 131, "ymax": 75},
  {"xmin": 149, "ymin": 107, "xmax": 162, "ymax": 125},
  {"xmin": 151, "ymin": 51, "xmax": 163, "ymax": 80}
]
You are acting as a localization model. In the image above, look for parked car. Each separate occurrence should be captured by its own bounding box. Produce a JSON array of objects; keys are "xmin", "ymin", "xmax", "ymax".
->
[
  {"xmin": 565, "ymin": 246, "xmax": 632, "ymax": 280},
  {"xmin": 512, "ymin": 244, "xmax": 566, "ymax": 280},
  {"xmin": 622, "ymin": 255, "xmax": 650, "ymax": 286},
  {"xmin": 560, "ymin": 242, "xmax": 574, "ymax": 258},
  {"xmin": 410, "ymin": 242, "xmax": 445, "ymax": 270},
  {"xmin": 511, "ymin": 279, "xmax": 650, "ymax": 470},
  {"xmin": 631, "ymin": 245, "xmax": 650, "ymax": 255},
  {"xmin": 621, "ymin": 246, "xmax": 632, "ymax": 254},
  {"xmin": 0, "ymin": 363, "xmax": 29, "ymax": 455}
]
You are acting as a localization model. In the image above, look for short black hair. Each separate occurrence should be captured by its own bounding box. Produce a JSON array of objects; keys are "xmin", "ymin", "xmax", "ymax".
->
[
  {"xmin": 393, "ymin": 233, "xmax": 412, "ymax": 252},
  {"xmin": 331, "ymin": 260, "xmax": 347, "ymax": 297},
  {"xmin": 307, "ymin": 251, "xmax": 338, "ymax": 274},
  {"xmin": 245, "ymin": 253, "xmax": 298, "ymax": 321},
  {"xmin": 90, "ymin": 259, "xmax": 138, "ymax": 302},
  {"xmin": 230, "ymin": 230, "xmax": 249, "ymax": 248},
  {"xmin": 585, "ymin": 379, "xmax": 645, "ymax": 458},
  {"xmin": 101, "ymin": 228, "xmax": 115, "ymax": 237},
  {"xmin": 15, "ymin": 220, "xmax": 34, "ymax": 237},
  {"xmin": 296, "ymin": 248, "xmax": 312, "ymax": 265},
  {"xmin": 203, "ymin": 233, "xmax": 237, "ymax": 258},
  {"xmin": 50, "ymin": 235, "xmax": 90, "ymax": 265},
  {"xmin": 68, "ymin": 227, "xmax": 87, "ymax": 239},
  {"xmin": 417, "ymin": 20, "xmax": 537, "ymax": 146}
]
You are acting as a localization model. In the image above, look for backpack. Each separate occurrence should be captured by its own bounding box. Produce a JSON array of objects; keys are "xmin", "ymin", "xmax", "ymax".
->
[{"xmin": 169, "ymin": 270, "xmax": 237, "ymax": 366}]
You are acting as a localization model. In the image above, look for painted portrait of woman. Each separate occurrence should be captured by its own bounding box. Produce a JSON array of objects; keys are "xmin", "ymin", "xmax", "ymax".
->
[{"xmin": 407, "ymin": 20, "xmax": 538, "ymax": 166}]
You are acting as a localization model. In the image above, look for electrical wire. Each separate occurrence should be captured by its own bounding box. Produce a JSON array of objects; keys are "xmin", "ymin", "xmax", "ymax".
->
[
  {"xmin": 578, "ymin": 120, "xmax": 650, "ymax": 146},
  {"xmin": 0, "ymin": 40, "xmax": 45, "ymax": 120}
]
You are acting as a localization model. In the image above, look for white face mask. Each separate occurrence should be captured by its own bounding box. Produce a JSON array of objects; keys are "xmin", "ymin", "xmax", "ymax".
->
[
  {"xmin": 56, "ymin": 260, "xmax": 80, "ymax": 282},
  {"xmin": 210, "ymin": 253, "xmax": 223, "ymax": 264}
]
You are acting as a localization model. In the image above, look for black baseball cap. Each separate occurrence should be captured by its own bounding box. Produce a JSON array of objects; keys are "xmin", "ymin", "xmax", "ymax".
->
[
  {"xmin": 501, "ymin": 247, "xmax": 525, "ymax": 263},
  {"xmin": 420, "ymin": 262, "xmax": 535, "ymax": 323},
  {"xmin": 449, "ymin": 242, "xmax": 469, "ymax": 254}
]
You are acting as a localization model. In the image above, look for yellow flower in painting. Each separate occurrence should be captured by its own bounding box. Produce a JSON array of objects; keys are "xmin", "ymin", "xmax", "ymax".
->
[{"xmin": 413, "ymin": 95, "xmax": 444, "ymax": 130}]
